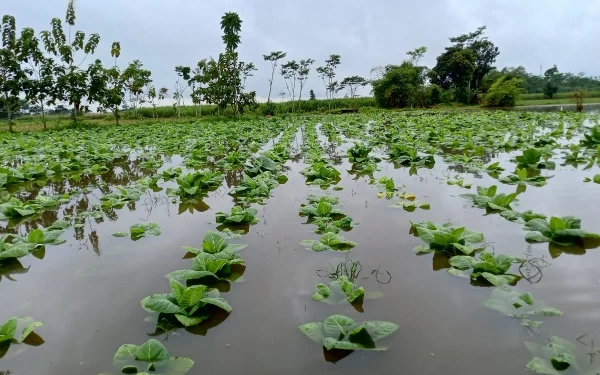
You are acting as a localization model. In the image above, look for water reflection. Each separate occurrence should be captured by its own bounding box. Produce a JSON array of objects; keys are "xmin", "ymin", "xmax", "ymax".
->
[
  {"xmin": 148, "ymin": 307, "xmax": 231, "ymax": 338},
  {"xmin": 0, "ymin": 259, "xmax": 30, "ymax": 283}
]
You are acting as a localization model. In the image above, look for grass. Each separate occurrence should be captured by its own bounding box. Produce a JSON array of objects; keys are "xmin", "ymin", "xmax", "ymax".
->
[{"xmin": 3, "ymin": 93, "xmax": 600, "ymax": 133}]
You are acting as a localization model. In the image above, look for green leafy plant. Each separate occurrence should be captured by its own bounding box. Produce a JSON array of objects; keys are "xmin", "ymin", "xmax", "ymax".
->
[
  {"xmin": 0, "ymin": 198, "xmax": 41, "ymax": 220},
  {"xmin": 411, "ymin": 221, "xmax": 484, "ymax": 256},
  {"xmin": 525, "ymin": 336, "xmax": 600, "ymax": 374},
  {"xmin": 0, "ymin": 236, "xmax": 35, "ymax": 262},
  {"xmin": 347, "ymin": 142, "xmax": 380, "ymax": 164},
  {"xmin": 461, "ymin": 185, "xmax": 519, "ymax": 211},
  {"xmin": 300, "ymin": 196, "xmax": 346, "ymax": 218},
  {"xmin": 524, "ymin": 216, "xmax": 600, "ymax": 245},
  {"xmin": 130, "ymin": 223, "xmax": 161, "ymax": 240},
  {"xmin": 215, "ymin": 151, "xmax": 247, "ymax": 169},
  {"xmin": 499, "ymin": 210, "xmax": 547, "ymax": 223},
  {"xmin": 482, "ymin": 286, "xmax": 562, "ymax": 333},
  {"xmin": 580, "ymin": 125, "xmax": 600, "ymax": 147},
  {"xmin": 299, "ymin": 233, "xmax": 358, "ymax": 252},
  {"xmin": 244, "ymin": 155, "xmax": 282, "ymax": 177},
  {"xmin": 448, "ymin": 251, "xmax": 523, "ymax": 286},
  {"xmin": 0, "ymin": 316, "xmax": 42, "ymax": 343},
  {"xmin": 107, "ymin": 339, "xmax": 194, "ymax": 375},
  {"xmin": 499, "ymin": 168, "xmax": 548, "ymax": 187},
  {"xmin": 301, "ymin": 162, "xmax": 341, "ymax": 187},
  {"xmin": 387, "ymin": 146, "xmax": 434, "ymax": 166},
  {"xmin": 232, "ymin": 172, "xmax": 280, "ymax": 200},
  {"xmin": 583, "ymin": 174, "xmax": 600, "ymax": 184},
  {"xmin": 167, "ymin": 171, "xmax": 223, "ymax": 198},
  {"xmin": 100, "ymin": 186, "xmax": 143, "ymax": 209},
  {"xmin": 514, "ymin": 148, "xmax": 555, "ymax": 169},
  {"xmin": 141, "ymin": 279, "xmax": 232, "ymax": 327},
  {"xmin": 299, "ymin": 315, "xmax": 398, "ymax": 351},
  {"xmin": 166, "ymin": 232, "xmax": 246, "ymax": 281},
  {"xmin": 312, "ymin": 275, "xmax": 364, "ymax": 305},
  {"xmin": 216, "ymin": 206, "xmax": 259, "ymax": 225},
  {"xmin": 10, "ymin": 227, "xmax": 66, "ymax": 248}
]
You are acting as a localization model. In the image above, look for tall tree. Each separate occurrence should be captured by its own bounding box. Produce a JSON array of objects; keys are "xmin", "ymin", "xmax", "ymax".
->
[
  {"xmin": 309, "ymin": 89, "xmax": 316, "ymax": 100},
  {"xmin": 263, "ymin": 51, "xmax": 286, "ymax": 103},
  {"xmin": 449, "ymin": 26, "xmax": 499, "ymax": 93},
  {"xmin": 297, "ymin": 58, "xmax": 315, "ymax": 105},
  {"xmin": 341, "ymin": 76, "xmax": 368, "ymax": 99},
  {"xmin": 543, "ymin": 65, "xmax": 560, "ymax": 99},
  {"xmin": 173, "ymin": 66, "xmax": 190, "ymax": 118},
  {"xmin": 316, "ymin": 54, "xmax": 341, "ymax": 103},
  {"xmin": 0, "ymin": 15, "xmax": 24, "ymax": 132},
  {"xmin": 281, "ymin": 60, "xmax": 299, "ymax": 107},
  {"xmin": 40, "ymin": 0, "xmax": 100, "ymax": 123},
  {"xmin": 122, "ymin": 59, "xmax": 152, "ymax": 112},
  {"xmin": 407, "ymin": 46, "xmax": 427, "ymax": 65}
]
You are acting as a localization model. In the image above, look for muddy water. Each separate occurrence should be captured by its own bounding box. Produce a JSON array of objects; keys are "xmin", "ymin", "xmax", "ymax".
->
[{"xmin": 2, "ymin": 130, "xmax": 600, "ymax": 375}]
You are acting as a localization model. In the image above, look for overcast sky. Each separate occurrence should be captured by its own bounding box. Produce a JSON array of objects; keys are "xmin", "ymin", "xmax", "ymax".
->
[{"xmin": 4, "ymin": 0, "xmax": 600, "ymax": 101}]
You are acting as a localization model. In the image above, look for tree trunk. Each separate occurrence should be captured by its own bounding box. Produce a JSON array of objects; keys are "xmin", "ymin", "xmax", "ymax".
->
[
  {"xmin": 114, "ymin": 108, "xmax": 120, "ymax": 125},
  {"xmin": 267, "ymin": 67, "xmax": 275, "ymax": 103},
  {"xmin": 40, "ymin": 101, "xmax": 47, "ymax": 130}
]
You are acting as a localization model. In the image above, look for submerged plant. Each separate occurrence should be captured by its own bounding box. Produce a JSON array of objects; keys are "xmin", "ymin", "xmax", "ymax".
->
[
  {"xmin": 166, "ymin": 232, "xmax": 246, "ymax": 281},
  {"xmin": 141, "ymin": 279, "xmax": 232, "ymax": 327},
  {"xmin": 299, "ymin": 233, "xmax": 358, "ymax": 252},
  {"xmin": 524, "ymin": 216, "xmax": 600, "ymax": 245},
  {"xmin": 514, "ymin": 148, "xmax": 555, "ymax": 170},
  {"xmin": 347, "ymin": 142, "xmax": 380, "ymax": 164},
  {"xmin": 0, "ymin": 198, "xmax": 42, "ymax": 220},
  {"xmin": 461, "ymin": 185, "xmax": 519, "ymax": 211},
  {"xmin": 580, "ymin": 125, "xmax": 600, "ymax": 147},
  {"xmin": 499, "ymin": 168, "xmax": 548, "ymax": 187},
  {"xmin": 411, "ymin": 221, "xmax": 484, "ymax": 256},
  {"xmin": 0, "ymin": 316, "xmax": 43, "ymax": 359},
  {"xmin": 448, "ymin": 251, "xmax": 523, "ymax": 286},
  {"xmin": 107, "ymin": 339, "xmax": 194, "ymax": 375},
  {"xmin": 525, "ymin": 336, "xmax": 600, "ymax": 374},
  {"xmin": 244, "ymin": 155, "xmax": 282, "ymax": 177},
  {"xmin": 387, "ymin": 146, "xmax": 434, "ymax": 167},
  {"xmin": 312, "ymin": 275, "xmax": 364, "ymax": 305},
  {"xmin": 301, "ymin": 162, "xmax": 341, "ymax": 187},
  {"xmin": 232, "ymin": 173, "xmax": 280, "ymax": 200},
  {"xmin": 216, "ymin": 206, "xmax": 259, "ymax": 225},
  {"xmin": 299, "ymin": 315, "xmax": 398, "ymax": 352},
  {"xmin": 482, "ymin": 286, "xmax": 562, "ymax": 333},
  {"xmin": 300, "ymin": 196, "xmax": 346, "ymax": 218},
  {"xmin": 167, "ymin": 171, "xmax": 223, "ymax": 198}
]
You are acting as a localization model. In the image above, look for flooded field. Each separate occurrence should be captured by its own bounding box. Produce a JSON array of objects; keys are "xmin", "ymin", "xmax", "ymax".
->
[{"xmin": 1, "ymin": 110, "xmax": 600, "ymax": 375}]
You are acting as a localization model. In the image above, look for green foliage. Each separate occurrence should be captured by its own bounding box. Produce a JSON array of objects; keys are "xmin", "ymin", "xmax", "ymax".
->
[
  {"xmin": 372, "ymin": 62, "xmax": 427, "ymax": 108},
  {"xmin": 482, "ymin": 286, "xmax": 562, "ymax": 332},
  {"xmin": 483, "ymin": 76, "xmax": 522, "ymax": 107},
  {"xmin": 216, "ymin": 206, "xmax": 259, "ymax": 224},
  {"xmin": 514, "ymin": 148, "xmax": 555, "ymax": 169},
  {"xmin": 232, "ymin": 172, "xmax": 279, "ymax": 200},
  {"xmin": 411, "ymin": 221, "xmax": 484, "ymax": 256},
  {"xmin": 141, "ymin": 279, "xmax": 232, "ymax": 327},
  {"xmin": 347, "ymin": 142, "xmax": 376, "ymax": 163},
  {"xmin": 166, "ymin": 231, "xmax": 246, "ymax": 281},
  {"xmin": 461, "ymin": 185, "xmax": 519, "ymax": 211},
  {"xmin": 108, "ymin": 339, "xmax": 194, "ymax": 375},
  {"xmin": 129, "ymin": 223, "xmax": 161, "ymax": 240},
  {"xmin": 301, "ymin": 162, "xmax": 341, "ymax": 187},
  {"xmin": 386, "ymin": 146, "xmax": 434, "ymax": 166},
  {"xmin": 580, "ymin": 125, "xmax": 600, "ymax": 147},
  {"xmin": 312, "ymin": 275, "xmax": 365, "ymax": 305},
  {"xmin": 448, "ymin": 251, "xmax": 523, "ymax": 286},
  {"xmin": 525, "ymin": 336, "xmax": 600, "ymax": 374},
  {"xmin": 0, "ymin": 316, "xmax": 43, "ymax": 344},
  {"xmin": 524, "ymin": 216, "xmax": 600, "ymax": 245},
  {"xmin": 298, "ymin": 315, "xmax": 398, "ymax": 351},
  {"xmin": 167, "ymin": 171, "xmax": 223, "ymax": 198},
  {"xmin": 299, "ymin": 233, "xmax": 358, "ymax": 252},
  {"xmin": 499, "ymin": 168, "xmax": 547, "ymax": 187}
]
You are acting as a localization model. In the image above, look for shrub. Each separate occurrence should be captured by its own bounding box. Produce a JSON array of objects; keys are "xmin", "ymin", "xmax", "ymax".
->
[
  {"xmin": 426, "ymin": 84, "xmax": 442, "ymax": 105},
  {"xmin": 372, "ymin": 62, "xmax": 427, "ymax": 108},
  {"xmin": 483, "ymin": 76, "xmax": 522, "ymax": 107}
]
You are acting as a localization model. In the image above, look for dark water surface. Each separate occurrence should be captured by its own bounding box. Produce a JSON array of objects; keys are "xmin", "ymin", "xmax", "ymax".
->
[{"xmin": 1, "ymin": 123, "xmax": 600, "ymax": 375}]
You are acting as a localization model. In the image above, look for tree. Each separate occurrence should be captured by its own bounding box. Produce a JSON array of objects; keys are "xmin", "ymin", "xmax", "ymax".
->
[
  {"xmin": 341, "ymin": 76, "xmax": 368, "ymax": 99},
  {"xmin": 281, "ymin": 60, "xmax": 299, "ymax": 108},
  {"xmin": 89, "ymin": 42, "xmax": 124, "ymax": 125},
  {"xmin": 309, "ymin": 89, "xmax": 316, "ymax": 100},
  {"xmin": 483, "ymin": 76, "xmax": 522, "ymax": 107},
  {"xmin": 19, "ymin": 27, "xmax": 56, "ymax": 129},
  {"xmin": 372, "ymin": 62, "xmax": 427, "ymax": 108},
  {"xmin": 172, "ymin": 66, "xmax": 190, "ymax": 117},
  {"xmin": 543, "ymin": 65, "xmax": 560, "ymax": 99},
  {"xmin": 316, "ymin": 54, "xmax": 341, "ymax": 104},
  {"xmin": 40, "ymin": 1, "xmax": 100, "ymax": 123},
  {"xmin": 263, "ymin": 51, "xmax": 286, "ymax": 103},
  {"xmin": 122, "ymin": 60, "xmax": 152, "ymax": 112},
  {"xmin": 0, "ymin": 15, "xmax": 25, "ymax": 131},
  {"xmin": 297, "ymin": 58, "xmax": 315, "ymax": 106},
  {"xmin": 449, "ymin": 26, "xmax": 499, "ymax": 93},
  {"xmin": 407, "ymin": 46, "xmax": 427, "ymax": 65},
  {"xmin": 429, "ymin": 47, "xmax": 476, "ymax": 103}
]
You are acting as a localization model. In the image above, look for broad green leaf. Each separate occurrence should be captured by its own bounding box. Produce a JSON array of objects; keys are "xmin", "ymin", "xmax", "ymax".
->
[
  {"xmin": 112, "ymin": 232, "xmax": 129, "ymax": 237},
  {"xmin": 169, "ymin": 279, "xmax": 186, "ymax": 304},
  {"xmin": 134, "ymin": 339, "xmax": 169, "ymax": 362},
  {"xmin": 526, "ymin": 357, "xmax": 559, "ymax": 374},
  {"xmin": 165, "ymin": 269, "xmax": 215, "ymax": 281},
  {"xmin": 141, "ymin": 295, "xmax": 184, "ymax": 314},
  {"xmin": 202, "ymin": 232, "xmax": 227, "ymax": 254},
  {"xmin": 324, "ymin": 315, "xmax": 354, "ymax": 340},
  {"xmin": 448, "ymin": 256, "xmax": 477, "ymax": 270},
  {"xmin": 322, "ymin": 337, "xmax": 362, "ymax": 351},
  {"xmin": 0, "ymin": 318, "xmax": 17, "ymax": 342},
  {"xmin": 17, "ymin": 320, "xmax": 43, "ymax": 343},
  {"xmin": 174, "ymin": 315, "xmax": 205, "ymax": 327},
  {"xmin": 179, "ymin": 285, "xmax": 207, "ymax": 309},
  {"xmin": 348, "ymin": 326, "xmax": 375, "ymax": 348},
  {"xmin": 201, "ymin": 297, "xmax": 232, "ymax": 312},
  {"xmin": 480, "ymin": 273, "xmax": 518, "ymax": 286},
  {"xmin": 298, "ymin": 322, "xmax": 324, "ymax": 342},
  {"xmin": 347, "ymin": 287, "xmax": 364, "ymax": 303},
  {"xmin": 114, "ymin": 344, "xmax": 139, "ymax": 359},
  {"xmin": 364, "ymin": 321, "xmax": 399, "ymax": 341},
  {"xmin": 549, "ymin": 217, "xmax": 566, "ymax": 232},
  {"xmin": 312, "ymin": 284, "xmax": 331, "ymax": 301}
]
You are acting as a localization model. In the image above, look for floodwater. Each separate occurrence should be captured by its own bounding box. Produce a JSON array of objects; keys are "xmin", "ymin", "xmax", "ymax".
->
[{"xmin": 2, "ymin": 122, "xmax": 600, "ymax": 375}]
